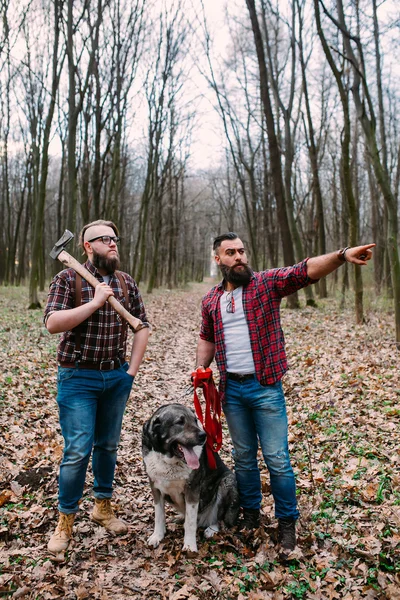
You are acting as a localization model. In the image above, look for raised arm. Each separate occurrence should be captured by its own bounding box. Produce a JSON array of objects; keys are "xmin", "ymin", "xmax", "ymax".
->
[
  {"xmin": 46, "ymin": 282, "xmax": 114, "ymax": 334},
  {"xmin": 307, "ymin": 244, "xmax": 375, "ymax": 280}
]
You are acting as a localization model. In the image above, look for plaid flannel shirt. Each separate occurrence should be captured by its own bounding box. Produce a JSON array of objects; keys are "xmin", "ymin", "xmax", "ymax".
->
[
  {"xmin": 44, "ymin": 260, "xmax": 149, "ymax": 364},
  {"xmin": 199, "ymin": 259, "xmax": 315, "ymax": 402}
]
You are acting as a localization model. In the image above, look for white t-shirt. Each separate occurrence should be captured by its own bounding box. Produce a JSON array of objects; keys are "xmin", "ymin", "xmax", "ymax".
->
[{"xmin": 220, "ymin": 287, "xmax": 255, "ymax": 374}]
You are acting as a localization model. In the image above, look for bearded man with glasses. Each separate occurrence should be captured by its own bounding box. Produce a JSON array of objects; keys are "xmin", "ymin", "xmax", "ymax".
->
[
  {"xmin": 44, "ymin": 219, "xmax": 150, "ymax": 558},
  {"xmin": 196, "ymin": 232, "xmax": 375, "ymax": 558}
]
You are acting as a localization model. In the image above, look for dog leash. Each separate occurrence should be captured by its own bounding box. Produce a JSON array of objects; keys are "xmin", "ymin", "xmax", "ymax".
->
[{"xmin": 191, "ymin": 368, "xmax": 222, "ymax": 470}]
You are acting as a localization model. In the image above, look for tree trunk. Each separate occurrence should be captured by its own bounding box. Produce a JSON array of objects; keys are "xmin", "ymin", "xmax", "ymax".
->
[
  {"xmin": 297, "ymin": 0, "xmax": 326, "ymax": 298},
  {"xmin": 335, "ymin": 0, "xmax": 400, "ymax": 343},
  {"xmin": 245, "ymin": 0, "xmax": 299, "ymax": 308},
  {"xmin": 313, "ymin": 0, "xmax": 363, "ymax": 321},
  {"xmin": 29, "ymin": 0, "xmax": 62, "ymax": 308}
]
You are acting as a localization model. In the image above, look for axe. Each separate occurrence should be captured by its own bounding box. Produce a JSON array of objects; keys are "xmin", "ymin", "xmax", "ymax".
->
[{"xmin": 50, "ymin": 230, "xmax": 145, "ymax": 332}]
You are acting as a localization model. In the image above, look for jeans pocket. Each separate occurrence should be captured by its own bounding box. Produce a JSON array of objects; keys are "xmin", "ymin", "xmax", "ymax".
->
[
  {"xmin": 121, "ymin": 362, "xmax": 135, "ymax": 382},
  {"xmin": 256, "ymin": 378, "xmax": 282, "ymax": 391},
  {"xmin": 57, "ymin": 367, "xmax": 76, "ymax": 384}
]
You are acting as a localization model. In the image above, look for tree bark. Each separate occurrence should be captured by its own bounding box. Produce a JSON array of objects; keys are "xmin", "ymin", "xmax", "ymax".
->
[
  {"xmin": 29, "ymin": 0, "xmax": 63, "ymax": 308},
  {"xmin": 334, "ymin": 0, "xmax": 400, "ymax": 342},
  {"xmin": 245, "ymin": 0, "xmax": 299, "ymax": 308},
  {"xmin": 313, "ymin": 0, "xmax": 363, "ymax": 322}
]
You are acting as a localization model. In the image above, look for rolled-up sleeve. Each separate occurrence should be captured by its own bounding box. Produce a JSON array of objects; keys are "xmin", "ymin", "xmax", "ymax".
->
[
  {"xmin": 43, "ymin": 273, "xmax": 74, "ymax": 325},
  {"xmin": 199, "ymin": 300, "xmax": 215, "ymax": 343},
  {"xmin": 261, "ymin": 259, "xmax": 317, "ymax": 298}
]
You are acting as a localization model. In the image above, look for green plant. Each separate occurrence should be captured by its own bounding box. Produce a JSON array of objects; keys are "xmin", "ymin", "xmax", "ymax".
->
[
  {"xmin": 284, "ymin": 580, "xmax": 312, "ymax": 599},
  {"xmin": 376, "ymin": 475, "xmax": 390, "ymax": 503},
  {"xmin": 237, "ymin": 569, "xmax": 258, "ymax": 594},
  {"xmin": 352, "ymin": 467, "xmax": 367, "ymax": 480}
]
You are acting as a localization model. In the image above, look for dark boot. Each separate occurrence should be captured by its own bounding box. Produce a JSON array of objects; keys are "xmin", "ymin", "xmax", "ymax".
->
[
  {"xmin": 278, "ymin": 518, "xmax": 296, "ymax": 552},
  {"xmin": 239, "ymin": 508, "xmax": 260, "ymax": 530}
]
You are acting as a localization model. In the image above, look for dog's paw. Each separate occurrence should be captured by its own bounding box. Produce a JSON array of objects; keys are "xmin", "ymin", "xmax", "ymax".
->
[
  {"xmin": 204, "ymin": 524, "xmax": 219, "ymax": 538},
  {"xmin": 147, "ymin": 532, "xmax": 164, "ymax": 548},
  {"xmin": 182, "ymin": 542, "xmax": 198, "ymax": 553}
]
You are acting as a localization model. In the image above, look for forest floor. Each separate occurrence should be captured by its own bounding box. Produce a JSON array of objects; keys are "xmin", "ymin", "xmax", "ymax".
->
[{"xmin": 0, "ymin": 280, "xmax": 399, "ymax": 600}]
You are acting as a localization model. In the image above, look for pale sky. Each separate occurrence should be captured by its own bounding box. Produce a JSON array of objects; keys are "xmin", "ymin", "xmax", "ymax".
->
[
  {"xmin": 15, "ymin": 0, "xmax": 400, "ymax": 173},
  {"xmin": 186, "ymin": 0, "xmax": 400, "ymax": 170}
]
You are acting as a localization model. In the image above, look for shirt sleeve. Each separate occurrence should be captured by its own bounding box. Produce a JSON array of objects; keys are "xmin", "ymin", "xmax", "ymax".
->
[
  {"xmin": 43, "ymin": 272, "xmax": 74, "ymax": 325},
  {"xmin": 199, "ymin": 297, "xmax": 215, "ymax": 343},
  {"xmin": 261, "ymin": 258, "xmax": 317, "ymax": 298}
]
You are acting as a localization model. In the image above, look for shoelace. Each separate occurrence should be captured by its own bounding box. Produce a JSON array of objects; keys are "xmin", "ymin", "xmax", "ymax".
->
[
  {"xmin": 99, "ymin": 500, "xmax": 114, "ymax": 516},
  {"xmin": 58, "ymin": 514, "xmax": 74, "ymax": 536}
]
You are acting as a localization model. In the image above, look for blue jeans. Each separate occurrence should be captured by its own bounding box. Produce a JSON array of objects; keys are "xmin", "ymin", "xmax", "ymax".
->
[
  {"xmin": 56, "ymin": 364, "xmax": 134, "ymax": 514},
  {"xmin": 223, "ymin": 377, "xmax": 299, "ymax": 520}
]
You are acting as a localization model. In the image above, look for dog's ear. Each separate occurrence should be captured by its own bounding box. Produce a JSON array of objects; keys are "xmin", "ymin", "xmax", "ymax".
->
[
  {"xmin": 151, "ymin": 416, "xmax": 161, "ymax": 431},
  {"xmin": 142, "ymin": 415, "xmax": 163, "ymax": 451},
  {"xmin": 142, "ymin": 418, "xmax": 152, "ymax": 453}
]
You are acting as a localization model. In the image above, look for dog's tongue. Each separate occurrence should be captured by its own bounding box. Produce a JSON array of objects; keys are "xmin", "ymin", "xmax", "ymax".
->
[{"xmin": 181, "ymin": 445, "xmax": 200, "ymax": 470}]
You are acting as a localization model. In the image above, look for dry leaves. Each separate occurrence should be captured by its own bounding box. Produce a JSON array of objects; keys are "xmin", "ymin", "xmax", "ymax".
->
[{"xmin": 0, "ymin": 283, "xmax": 399, "ymax": 599}]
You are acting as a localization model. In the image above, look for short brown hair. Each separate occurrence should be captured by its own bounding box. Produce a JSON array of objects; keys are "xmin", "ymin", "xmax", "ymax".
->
[{"xmin": 79, "ymin": 220, "xmax": 119, "ymax": 249}]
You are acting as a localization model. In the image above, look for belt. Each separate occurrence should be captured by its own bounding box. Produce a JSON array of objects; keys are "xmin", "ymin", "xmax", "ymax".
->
[
  {"xmin": 227, "ymin": 372, "xmax": 255, "ymax": 383},
  {"xmin": 59, "ymin": 359, "xmax": 123, "ymax": 371}
]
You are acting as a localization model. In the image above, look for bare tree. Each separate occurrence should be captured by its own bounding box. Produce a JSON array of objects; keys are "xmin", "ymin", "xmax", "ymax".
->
[
  {"xmin": 105, "ymin": 0, "xmax": 146, "ymax": 225},
  {"xmin": 312, "ymin": 0, "xmax": 364, "ymax": 321},
  {"xmin": 324, "ymin": 0, "xmax": 400, "ymax": 343},
  {"xmin": 28, "ymin": 0, "xmax": 65, "ymax": 308},
  {"xmin": 245, "ymin": 0, "xmax": 299, "ymax": 307},
  {"xmin": 65, "ymin": 0, "xmax": 104, "ymax": 234},
  {"xmin": 132, "ymin": 4, "xmax": 190, "ymax": 291},
  {"xmin": 297, "ymin": 0, "xmax": 327, "ymax": 298},
  {"xmin": 261, "ymin": 0, "xmax": 316, "ymax": 305},
  {"xmin": 199, "ymin": 17, "xmax": 264, "ymax": 270}
]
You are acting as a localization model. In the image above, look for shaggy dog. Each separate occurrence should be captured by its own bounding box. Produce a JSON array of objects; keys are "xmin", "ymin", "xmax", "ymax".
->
[{"xmin": 142, "ymin": 403, "xmax": 240, "ymax": 552}]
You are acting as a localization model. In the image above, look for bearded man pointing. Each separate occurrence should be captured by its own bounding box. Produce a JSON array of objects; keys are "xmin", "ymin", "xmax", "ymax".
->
[{"xmin": 196, "ymin": 232, "xmax": 374, "ymax": 557}]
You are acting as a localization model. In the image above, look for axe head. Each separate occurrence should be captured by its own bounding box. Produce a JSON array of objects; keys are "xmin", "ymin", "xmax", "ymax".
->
[{"xmin": 50, "ymin": 229, "xmax": 74, "ymax": 259}]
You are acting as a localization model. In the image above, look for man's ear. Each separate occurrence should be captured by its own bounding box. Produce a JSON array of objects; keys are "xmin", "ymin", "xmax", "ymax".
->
[{"xmin": 214, "ymin": 254, "xmax": 220, "ymax": 265}]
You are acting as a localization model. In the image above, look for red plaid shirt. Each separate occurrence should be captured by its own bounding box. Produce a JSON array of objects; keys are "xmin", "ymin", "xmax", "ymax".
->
[
  {"xmin": 199, "ymin": 259, "xmax": 315, "ymax": 401},
  {"xmin": 44, "ymin": 260, "xmax": 149, "ymax": 364}
]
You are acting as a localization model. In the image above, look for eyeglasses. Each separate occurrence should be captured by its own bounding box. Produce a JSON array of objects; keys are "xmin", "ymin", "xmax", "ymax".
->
[
  {"xmin": 226, "ymin": 291, "xmax": 235, "ymax": 314},
  {"xmin": 88, "ymin": 235, "xmax": 121, "ymax": 246}
]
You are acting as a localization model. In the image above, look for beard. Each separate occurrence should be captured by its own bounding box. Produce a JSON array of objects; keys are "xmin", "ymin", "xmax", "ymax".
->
[
  {"xmin": 92, "ymin": 250, "xmax": 120, "ymax": 274},
  {"xmin": 219, "ymin": 262, "xmax": 252, "ymax": 287}
]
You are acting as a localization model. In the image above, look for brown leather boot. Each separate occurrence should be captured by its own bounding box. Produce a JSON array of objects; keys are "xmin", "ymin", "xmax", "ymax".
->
[
  {"xmin": 48, "ymin": 512, "xmax": 75, "ymax": 555},
  {"xmin": 91, "ymin": 499, "xmax": 128, "ymax": 534}
]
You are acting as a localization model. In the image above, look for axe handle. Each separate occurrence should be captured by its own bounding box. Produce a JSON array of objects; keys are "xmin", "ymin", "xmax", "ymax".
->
[{"xmin": 57, "ymin": 250, "xmax": 145, "ymax": 332}]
